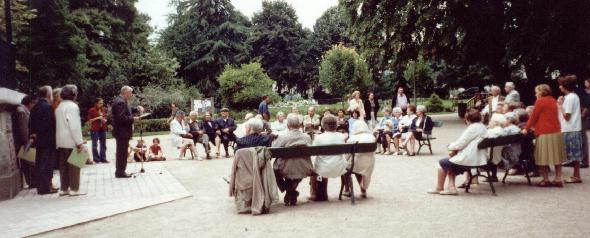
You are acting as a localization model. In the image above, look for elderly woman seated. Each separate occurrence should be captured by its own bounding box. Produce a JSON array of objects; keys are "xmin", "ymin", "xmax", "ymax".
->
[
  {"xmin": 310, "ymin": 114, "xmax": 347, "ymax": 201},
  {"xmin": 373, "ymin": 107, "xmax": 393, "ymax": 154},
  {"xmin": 428, "ymin": 109, "xmax": 487, "ymax": 195},
  {"xmin": 272, "ymin": 113, "xmax": 314, "ymax": 206},
  {"xmin": 345, "ymin": 120, "xmax": 376, "ymax": 198},
  {"xmin": 271, "ymin": 111, "xmax": 288, "ymax": 136},
  {"xmin": 170, "ymin": 110, "xmax": 199, "ymax": 160},
  {"xmin": 234, "ymin": 118, "xmax": 272, "ymax": 151},
  {"xmin": 405, "ymin": 105, "xmax": 434, "ymax": 156}
]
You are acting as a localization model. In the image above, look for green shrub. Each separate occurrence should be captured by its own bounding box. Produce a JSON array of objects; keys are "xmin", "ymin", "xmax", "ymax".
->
[
  {"xmin": 426, "ymin": 93, "xmax": 445, "ymax": 113},
  {"xmin": 319, "ymin": 44, "xmax": 372, "ymax": 98},
  {"xmin": 218, "ymin": 62, "xmax": 280, "ymax": 110}
]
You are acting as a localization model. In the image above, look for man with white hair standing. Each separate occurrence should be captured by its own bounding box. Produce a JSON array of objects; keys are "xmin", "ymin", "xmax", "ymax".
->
[
  {"xmin": 112, "ymin": 86, "xmax": 142, "ymax": 178},
  {"xmin": 272, "ymin": 113, "xmax": 314, "ymax": 206},
  {"xmin": 504, "ymin": 82, "xmax": 520, "ymax": 103}
]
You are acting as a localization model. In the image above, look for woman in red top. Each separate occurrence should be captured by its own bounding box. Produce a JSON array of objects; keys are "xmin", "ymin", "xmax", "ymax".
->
[
  {"xmin": 523, "ymin": 84, "xmax": 565, "ymax": 187},
  {"xmin": 87, "ymin": 98, "xmax": 109, "ymax": 163}
]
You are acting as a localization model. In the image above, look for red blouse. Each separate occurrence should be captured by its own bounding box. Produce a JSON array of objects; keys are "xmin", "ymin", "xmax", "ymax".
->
[{"xmin": 525, "ymin": 96, "xmax": 561, "ymax": 136}]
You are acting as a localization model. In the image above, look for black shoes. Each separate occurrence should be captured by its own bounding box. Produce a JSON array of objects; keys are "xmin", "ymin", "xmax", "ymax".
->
[
  {"xmin": 38, "ymin": 188, "xmax": 58, "ymax": 195},
  {"xmin": 115, "ymin": 173, "xmax": 132, "ymax": 178},
  {"xmin": 484, "ymin": 176, "xmax": 499, "ymax": 182}
]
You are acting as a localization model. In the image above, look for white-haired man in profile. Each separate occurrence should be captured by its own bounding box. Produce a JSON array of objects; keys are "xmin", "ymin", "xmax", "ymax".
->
[
  {"xmin": 504, "ymin": 82, "xmax": 520, "ymax": 103},
  {"xmin": 234, "ymin": 118, "xmax": 272, "ymax": 151},
  {"xmin": 272, "ymin": 113, "xmax": 314, "ymax": 206},
  {"xmin": 486, "ymin": 85, "xmax": 505, "ymax": 115}
]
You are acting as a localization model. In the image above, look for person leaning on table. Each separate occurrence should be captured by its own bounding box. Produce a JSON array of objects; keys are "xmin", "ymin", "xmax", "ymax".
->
[
  {"xmin": 55, "ymin": 85, "xmax": 86, "ymax": 196},
  {"xmin": 428, "ymin": 108, "xmax": 488, "ymax": 196}
]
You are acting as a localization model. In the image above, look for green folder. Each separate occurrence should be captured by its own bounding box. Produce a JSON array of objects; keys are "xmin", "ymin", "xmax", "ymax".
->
[
  {"xmin": 67, "ymin": 149, "xmax": 90, "ymax": 168},
  {"xmin": 17, "ymin": 145, "xmax": 36, "ymax": 164}
]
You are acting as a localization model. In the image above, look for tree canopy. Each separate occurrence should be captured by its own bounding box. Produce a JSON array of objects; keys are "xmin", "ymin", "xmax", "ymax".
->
[{"xmin": 319, "ymin": 44, "xmax": 372, "ymax": 98}]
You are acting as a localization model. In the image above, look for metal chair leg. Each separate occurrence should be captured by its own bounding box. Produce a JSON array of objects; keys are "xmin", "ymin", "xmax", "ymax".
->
[
  {"xmin": 338, "ymin": 175, "xmax": 345, "ymax": 200},
  {"xmin": 349, "ymin": 174, "xmax": 355, "ymax": 205},
  {"xmin": 466, "ymin": 171, "xmax": 473, "ymax": 193},
  {"xmin": 485, "ymin": 170, "xmax": 496, "ymax": 195}
]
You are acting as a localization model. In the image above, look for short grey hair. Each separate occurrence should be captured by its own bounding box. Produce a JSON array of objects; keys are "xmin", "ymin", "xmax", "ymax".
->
[
  {"xmin": 175, "ymin": 110, "xmax": 185, "ymax": 117},
  {"xmin": 244, "ymin": 113, "xmax": 254, "ymax": 120},
  {"xmin": 392, "ymin": 107, "xmax": 402, "ymax": 113},
  {"xmin": 276, "ymin": 111, "xmax": 285, "ymax": 118},
  {"xmin": 189, "ymin": 111, "xmax": 198, "ymax": 117},
  {"xmin": 286, "ymin": 113, "xmax": 301, "ymax": 128},
  {"xmin": 321, "ymin": 114, "xmax": 338, "ymax": 132},
  {"xmin": 505, "ymin": 82, "xmax": 515, "ymax": 88},
  {"xmin": 245, "ymin": 118, "xmax": 264, "ymax": 134},
  {"xmin": 60, "ymin": 84, "xmax": 78, "ymax": 101},
  {"xmin": 120, "ymin": 85, "xmax": 133, "ymax": 94},
  {"xmin": 491, "ymin": 85, "xmax": 501, "ymax": 92},
  {"xmin": 416, "ymin": 105, "xmax": 427, "ymax": 113}
]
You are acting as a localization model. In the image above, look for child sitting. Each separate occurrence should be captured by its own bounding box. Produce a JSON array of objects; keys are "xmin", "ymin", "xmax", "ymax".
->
[
  {"xmin": 131, "ymin": 139, "xmax": 147, "ymax": 162},
  {"xmin": 148, "ymin": 138, "xmax": 166, "ymax": 161}
]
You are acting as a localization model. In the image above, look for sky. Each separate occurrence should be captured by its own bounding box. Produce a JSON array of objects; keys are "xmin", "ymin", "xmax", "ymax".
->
[{"xmin": 136, "ymin": 0, "xmax": 339, "ymax": 34}]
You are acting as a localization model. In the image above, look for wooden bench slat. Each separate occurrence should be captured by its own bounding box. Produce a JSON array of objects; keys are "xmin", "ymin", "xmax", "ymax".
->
[
  {"xmin": 477, "ymin": 134, "xmax": 523, "ymax": 149},
  {"xmin": 268, "ymin": 143, "xmax": 377, "ymax": 159}
]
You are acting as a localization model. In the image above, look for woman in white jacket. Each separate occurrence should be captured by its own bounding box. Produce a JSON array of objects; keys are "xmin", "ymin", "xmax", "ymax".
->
[
  {"xmin": 346, "ymin": 120, "xmax": 376, "ymax": 198},
  {"xmin": 428, "ymin": 109, "xmax": 488, "ymax": 195},
  {"xmin": 55, "ymin": 85, "xmax": 85, "ymax": 196}
]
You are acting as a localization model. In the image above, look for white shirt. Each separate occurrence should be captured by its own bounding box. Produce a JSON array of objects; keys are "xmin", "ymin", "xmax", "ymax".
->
[
  {"xmin": 313, "ymin": 132, "xmax": 347, "ymax": 178},
  {"xmin": 170, "ymin": 119, "xmax": 190, "ymax": 147},
  {"xmin": 55, "ymin": 100, "xmax": 84, "ymax": 149},
  {"xmin": 396, "ymin": 94, "xmax": 408, "ymax": 109},
  {"xmin": 559, "ymin": 92, "xmax": 582, "ymax": 132},
  {"xmin": 490, "ymin": 96, "xmax": 500, "ymax": 113},
  {"xmin": 271, "ymin": 120, "xmax": 288, "ymax": 135},
  {"xmin": 505, "ymin": 90, "xmax": 520, "ymax": 103}
]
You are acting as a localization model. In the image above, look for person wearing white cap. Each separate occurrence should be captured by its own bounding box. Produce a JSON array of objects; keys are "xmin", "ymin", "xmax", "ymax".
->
[{"xmin": 504, "ymin": 82, "xmax": 520, "ymax": 103}]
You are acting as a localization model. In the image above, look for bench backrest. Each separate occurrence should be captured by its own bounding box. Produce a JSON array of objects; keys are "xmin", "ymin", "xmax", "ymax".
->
[
  {"xmin": 477, "ymin": 134, "xmax": 523, "ymax": 149},
  {"xmin": 268, "ymin": 143, "xmax": 377, "ymax": 159}
]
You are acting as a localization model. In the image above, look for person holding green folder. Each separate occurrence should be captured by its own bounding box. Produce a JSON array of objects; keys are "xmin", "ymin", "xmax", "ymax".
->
[{"xmin": 55, "ymin": 85, "xmax": 86, "ymax": 196}]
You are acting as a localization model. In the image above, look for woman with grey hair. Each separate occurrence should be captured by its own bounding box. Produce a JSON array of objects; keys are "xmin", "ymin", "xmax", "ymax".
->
[
  {"xmin": 235, "ymin": 118, "xmax": 272, "ymax": 151},
  {"xmin": 345, "ymin": 120, "xmax": 376, "ymax": 198},
  {"xmin": 311, "ymin": 114, "xmax": 347, "ymax": 201},
  {"xmin": 55, "ymin": 84, "xmax": 86, "ymax": 196},
  {"xmin": 405, "ymin": 105, "xmax": 434, "ymax": 156},
  {"xmin": 170, "ymin": 110, "xmax": 199, "ymax": 160},
  {"xmin": 271, "ymin": 111, "xmax": 288, "ymax": 136}
]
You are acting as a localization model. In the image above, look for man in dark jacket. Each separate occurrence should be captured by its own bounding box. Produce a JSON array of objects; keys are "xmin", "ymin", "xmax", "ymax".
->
[
  {"xmin": 111, "ymin": 86, "xmax": 142, "ymax": 178},
  {"xmin": 216, "ymin": 108, "xmax": 237, "ymax": 158},
  {"xmin": 29, "ymin": 86, "xmax": 57, "ymax": 194},
  {"xmin": 14, "ymin": 96, "xmax": 36, "ymax": 189}
]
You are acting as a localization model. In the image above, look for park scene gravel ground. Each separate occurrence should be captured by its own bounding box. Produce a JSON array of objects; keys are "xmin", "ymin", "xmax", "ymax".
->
[{"xmin": 33, "ymin": 113, "xmax": 589, "ymax": 238}]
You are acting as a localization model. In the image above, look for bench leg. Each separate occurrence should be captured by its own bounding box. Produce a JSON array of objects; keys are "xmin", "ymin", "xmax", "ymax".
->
[
  {"xmin": 349, "ymin": 174, "xmax": 355, "ymax": 205},
  {"xmin": 485, "ymin": 170, "xmax": 496, "ymax": 195},
  {"xmin": 417, "ymin": 140, "xmax": 423, "ymax": 155},
  {"xmin": 502, "ymin": 170, "xmax": 508, "ymax": 184},
  {"xmin": 465, "ymin": 171, "xmax": 472, "ymax": 193},
  {"xmin": 427, "ymin": 139, "xmax": 433, "ymax": 155},
  {"xmin": 338, "ymin": 176, "xmax": 345, "ymax": 200}
]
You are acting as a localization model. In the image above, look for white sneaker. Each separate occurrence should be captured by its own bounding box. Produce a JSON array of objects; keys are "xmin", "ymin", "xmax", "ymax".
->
[
  {"xmin": 59, "ymin": 190, "xmax": 69, "ymax": 196},
  {"xmin": 69, "ymin": 190, "xmax": 87, "ymax": 196}
]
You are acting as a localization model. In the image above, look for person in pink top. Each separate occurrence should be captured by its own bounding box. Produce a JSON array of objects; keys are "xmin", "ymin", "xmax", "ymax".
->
[{"xmin": 522, "ymin": 84, "xmax": 565, "ymax": 187}]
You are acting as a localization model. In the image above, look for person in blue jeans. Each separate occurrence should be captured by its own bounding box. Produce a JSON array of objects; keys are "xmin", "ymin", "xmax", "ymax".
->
[{"xmin": 87, "ymin": 98, "xmax": 109, "ymax": 163}]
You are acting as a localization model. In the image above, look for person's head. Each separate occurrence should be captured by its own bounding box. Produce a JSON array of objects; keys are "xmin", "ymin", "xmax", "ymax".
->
[
  {"xmin": 175, "ymin": 110, "xmax": 186, "ymax": 121},
  {"xmin": 38, "ymin": 86, "xmax": 53, "ymax": 101},
  {"xmin": 137, "ymin": 139, "xmax": 145, "ymax": 146},
  {"xmin": 291, "ymin": 107, "xmax": 299, "ymax": 114},
  {"xmin": 392, "ymin": 107, "xmax": 402, "ymax": 118},
  {"xmin": 416, "ymin": 105, "xmax": 427, "ymax": 116},
  {"xmin": 504, "ymin": 82, "xmax": 515, "ymax": 93},
  {"xmin": 406, "ymin": 104, "xmax": 416, "ymax": 115},
  {"xmin": 286, "ymin": 113, "xmax": 301, "ymax": 130},
  {"xmin": 323, "ymin": 107, "xmax": 333, "ymax": 116},
  {"xmin": 337, "ymin": 109, "xmax": 346, "ymax": 118},
  {"xmin": 244, "ymin": 118, "xmax": 264, "ymax": 135},
  {"xmin": 276, "ymin": 111, "xmax": 285, "ymax": 121},
  {"xmin": 220, "ymin": 108, "xmax": 230, "ymax": 118},
  {"xmin": 517, "ymin": 111, "xmax": 529, "ymax": 126},
  {"xmin": 368, "ymin": 92, "xmax": 374, "ymax": 100},
  {"xmin": 53, "ymin": 87, "xmax": 62, "ymax": 102},
  {"xmin": 350, "ymin": 120, "xmax": 370, "ymax": 135},
  {"xmin": 397, "ymin": 87, "xmax": 405, "ymax": 95},
  {"xmin": 321, "ymin": 114, "xmax": 338, "ymax": 132},
  {"xmin": 351, "ymin": 110, "xmax": 360, "ymax": 119},
  {"xmin": 534, "ymin": 84, "xmax": 552, "ymax": 98},
  {"xmin": 352, "ymin": 91, "xmax": 361, "ymax": 100},
  {"xmin": 383, "ymin": 107, "xmax": 392, "ymax": 117},
  {"xmin": 94, "ymin": 98, "xmax": 104, "ymax": 108},
  {"xmin": 464, "ymin": 108, "xmax": 482, "ymax": 124},
  {"xmin": 308, "ymin": 106, "xmax": 316, "ymax": 116},
  {"xmin": 263, "ymin": 95, "xmax": 272, "ymax": 104},
  {"xmin": 503, "ymin": 102, "xmax": 517, "ymax": 113},
  {"xmin": 496, "ymin": 101, "xmax": 505, "ymax": 114},
  {"xmin": 504, "ymin": 113, "xmax": 518, "ymax": 127},
  {"xmin": 120, "ymin": 86, "xmax": 133, "ymax": 101},
  {"xmin": 21, "ymin": 95, "xmax": 34, "ymax": 110},
  {"xmin": 526, "ymin": 105, "xmax": 534, "ymax": 116},
  {"xmin": 490, "ymin": 85, "xmax": 501, "ymax": 96},
  {"xmin": 255, "ymin": 114, "xmax": 263, "ymax": 120},
  {"xmin": 189, "ymin": 111, "xmax": 198, "ymax": 121},
  {"xmin": 244, "ymin": 113, "xmax": 254, "ymax": 120},
  {"xmin": 60, "ymin": 84, "xmax": 78, "ymax": 101},
  {"xmin": 152, "ymin": 138, "xmax": 160, "ymax": 145},
  {"xmin": 204, "ymin": 112, "xmax": 212, "ymax": 121},
  {"xmin": 170, "ymin": 103, "xmax": 176, "ymax": 109},
  {"xmin": 558, "ymin": 75, "xmax": 577, "ymax": 94}
]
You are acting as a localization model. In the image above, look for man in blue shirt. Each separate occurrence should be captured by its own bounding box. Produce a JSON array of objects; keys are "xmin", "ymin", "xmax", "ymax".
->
[{"xmin": 258, "ymin": 95, "xmax": 271, "ymax": 121}]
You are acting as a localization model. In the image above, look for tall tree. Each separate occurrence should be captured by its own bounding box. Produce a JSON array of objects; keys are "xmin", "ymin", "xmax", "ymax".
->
[
  {"xmin": 159, "ymin": 0, "xmax": 251, "ymax": 96},
  {"xmin": 249, "ymin": 0, "xmax": 308, "ymax": 94}
]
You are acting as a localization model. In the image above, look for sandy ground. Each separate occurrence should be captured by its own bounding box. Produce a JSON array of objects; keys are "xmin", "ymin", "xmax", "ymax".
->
[{"xmin": 35, "ymin": 114, "xmax": 589, "ymax": 238}]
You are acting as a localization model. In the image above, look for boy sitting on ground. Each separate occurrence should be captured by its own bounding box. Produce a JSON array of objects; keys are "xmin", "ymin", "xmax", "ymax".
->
[{"xmin": 148, "ymin": 138, "xmax": 166, "ymax": 161}]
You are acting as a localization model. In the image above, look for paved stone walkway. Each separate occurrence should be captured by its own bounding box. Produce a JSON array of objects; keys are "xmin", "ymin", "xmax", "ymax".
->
[{"xmin": 0, "ymin": 163, "xmax": 190, "ymax": 237}]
